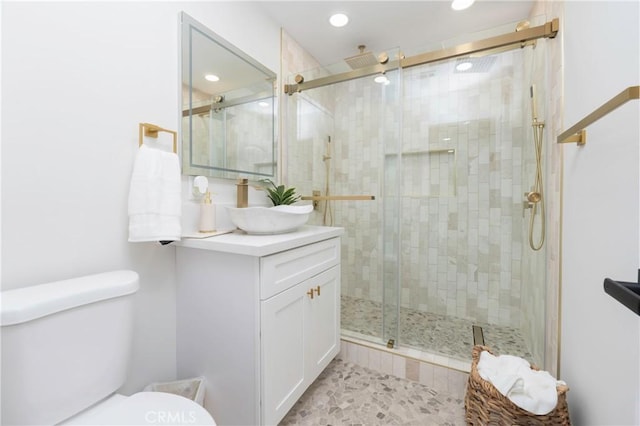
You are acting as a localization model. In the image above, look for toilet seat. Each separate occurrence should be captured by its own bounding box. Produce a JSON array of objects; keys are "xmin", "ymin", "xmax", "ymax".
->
[{"xmin": 63, "ymin": 392, "xmax": 216, "ymax": 425}]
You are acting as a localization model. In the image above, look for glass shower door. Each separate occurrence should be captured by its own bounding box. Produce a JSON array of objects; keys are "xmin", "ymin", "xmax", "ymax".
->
[
  {"xmin": 380, "ymin": 65, "xmax": 402, "ymax": 348},
  {"xmin": 284, "ymin": 48, "xmax": 403, "ymax": 348}
]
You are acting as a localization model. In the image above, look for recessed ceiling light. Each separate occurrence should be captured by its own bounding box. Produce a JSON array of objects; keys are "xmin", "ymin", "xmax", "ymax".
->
[
  {"xmin": 329, "ymin": 13, "xmax": 349, "ymax": 27},
  {"xmin": 374, "ymin": 75, "xmax": 390, "ymax": 85},
  {"xmin": 451, "ymin": 0, "xmax": 475, "ymax": 11},
  {"xmin": 456, "ymin": 61, "xmax": 473, "ymax": 71},
  {"xmin": 204, "ymin": 74, "xmax": 220, "ymax": 82}
]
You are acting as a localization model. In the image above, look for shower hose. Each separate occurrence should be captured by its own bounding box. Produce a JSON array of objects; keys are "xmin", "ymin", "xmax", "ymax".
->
[
  {"xmin": 529, "ymin": 121, "xmax": 545, "ymax": 251},
  {"xmin": 323, "ymin": 136, "xmax": 334, "ymax": 226}
]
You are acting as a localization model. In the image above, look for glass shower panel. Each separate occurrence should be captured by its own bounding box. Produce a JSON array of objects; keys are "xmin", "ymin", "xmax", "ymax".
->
[
  {"xmin": 285, "ymin": 49, "xmax": 403, "ymax": 347},
  {"xmin": 396, "ymin": 44, "xmax": 546, "ymax": 363},
  {"xmin": 286, "ymin": 92, "xmax": 334, "ymax": 212},
  {"xmin": 380, "ymin": 66, "xmax": 402, "ymax": 348}
]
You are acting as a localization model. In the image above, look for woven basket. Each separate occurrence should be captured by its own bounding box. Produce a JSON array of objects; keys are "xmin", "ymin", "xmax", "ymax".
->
[{"xmin": 465, "ymin": 345, "xmax": 571, "ymax": 425}]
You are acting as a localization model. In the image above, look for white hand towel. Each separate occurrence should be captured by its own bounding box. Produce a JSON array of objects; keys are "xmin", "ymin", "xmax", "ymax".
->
[
  {"xmin": 128, "ymin": 145, "xmax": 181, "ymax": 242},
  {"xmin": 508, "ymin": 366, "xmax": 559, "ymax": 415},
  {"xmin": 477, "ymin": 350, "xmax": 559, "ymax": 415}
]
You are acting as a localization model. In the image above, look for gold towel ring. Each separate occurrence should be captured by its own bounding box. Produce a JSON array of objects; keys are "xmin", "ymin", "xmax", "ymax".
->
[{"xmin": 138, "ymin": 123, "xmax": 177, "ymax": 153}]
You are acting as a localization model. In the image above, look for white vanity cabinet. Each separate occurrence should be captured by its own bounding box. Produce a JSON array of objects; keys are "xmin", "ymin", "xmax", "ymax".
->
[{"xmin": 175, "ymin": 226, "xmax": 343, "ymax": 426}]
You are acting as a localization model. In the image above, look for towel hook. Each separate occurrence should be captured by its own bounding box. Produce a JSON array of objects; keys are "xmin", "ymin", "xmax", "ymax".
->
[{"xmin": 138, "ymin": 123, "xmax": 177, "ymax": 153}]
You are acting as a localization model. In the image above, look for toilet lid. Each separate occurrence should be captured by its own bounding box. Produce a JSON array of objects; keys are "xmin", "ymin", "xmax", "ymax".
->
[{"xmin": 71, "ymin": 392, "xmax": 216, "ymax": 425}]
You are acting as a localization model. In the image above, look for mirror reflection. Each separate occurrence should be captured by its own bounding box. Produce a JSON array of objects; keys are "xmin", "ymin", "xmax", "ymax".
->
[{"xmin": 181, "ymin": 13, "xmax": 277, "ymax": 179}]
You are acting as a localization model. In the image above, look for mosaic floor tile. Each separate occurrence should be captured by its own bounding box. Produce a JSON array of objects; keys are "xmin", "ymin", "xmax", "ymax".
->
[{"xmin": 280, "ymin": 357, "xmax": 465, "ymax": 426}]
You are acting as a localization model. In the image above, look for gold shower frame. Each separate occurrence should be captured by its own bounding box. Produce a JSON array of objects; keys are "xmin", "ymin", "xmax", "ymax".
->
[{"xmin": 284, "ymin": 18, "xmax": 559, "ymax": 95}]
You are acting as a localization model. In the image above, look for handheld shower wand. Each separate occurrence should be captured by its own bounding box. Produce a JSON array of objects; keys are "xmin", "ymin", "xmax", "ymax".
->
[
  {"xmin": 322, "ymin": 136, "xmax": 334, "ymax": 226},
  {"xmin": 530, "ymin": 84, "xmax": 538, "ymax": 122},
  {"xmin": 527, "ymin": 84, "xmax": 546, "ymax": 251}
]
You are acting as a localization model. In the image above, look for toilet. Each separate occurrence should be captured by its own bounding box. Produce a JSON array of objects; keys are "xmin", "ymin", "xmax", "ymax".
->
[{"xmin": 0, "ymin": 270, "xmax": 216, "ymax": 425}]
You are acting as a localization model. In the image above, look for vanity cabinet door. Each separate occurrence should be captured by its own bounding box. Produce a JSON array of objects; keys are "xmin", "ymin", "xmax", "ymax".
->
[
  {"xmin": 260, "ymin": 281, "xmax": 308, "ymax": 426},
  {"xmin": 261, "ymin": 265, "xmax": 341, "ymax": 425},
  {"xmin": 306, "ymin": 265, "xmax": 340, "ymax": 379}
]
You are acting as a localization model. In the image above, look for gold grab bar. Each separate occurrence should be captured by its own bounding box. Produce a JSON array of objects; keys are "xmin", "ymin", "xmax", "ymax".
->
[
  {"xmin": 558, "ymin": 86, "xmax": 640, "ymax": 145},
  {"xmin": 301, "ymin": 195, "xmax": 375, "ymax": 201},
  {"xmin": 138, "ymin": 122, "xmax": 177, "ymax": 153}
]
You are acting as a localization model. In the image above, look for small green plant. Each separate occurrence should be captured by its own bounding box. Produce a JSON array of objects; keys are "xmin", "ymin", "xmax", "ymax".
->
[{"xmin": 262, "ymin": 179, "xmax": 301, "ymax": 206}]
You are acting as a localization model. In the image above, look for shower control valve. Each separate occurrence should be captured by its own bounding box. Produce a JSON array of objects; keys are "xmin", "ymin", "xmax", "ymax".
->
[
  {"xmin": 525, "ymin": 191, "xmax": 542, "ymax": 203},
  {"xmin": 312, "ymin": 190, "xmax": 321, "ymax": 210}
]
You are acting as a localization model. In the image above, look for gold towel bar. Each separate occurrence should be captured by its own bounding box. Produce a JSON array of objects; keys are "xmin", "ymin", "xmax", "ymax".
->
[
  {"xmin": 301, "ymin": 195, "xmax": 376, "ymax": 201},
  {"xmin": 138, "ymin": 122, "xmax": 177, "ymax": 153},
  {"xmin": 558, "ymin": 85, "xmax": 639, "ymax": 145}
]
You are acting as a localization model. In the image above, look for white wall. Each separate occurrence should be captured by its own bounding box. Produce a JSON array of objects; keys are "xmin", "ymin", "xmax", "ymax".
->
[
  {"xmin": 561, "ymin": 1, "xmax": 640, "ymax": 424},
  {"xmin": 1, "ymin": 1, "xmax": 279, "ymax": 394}
]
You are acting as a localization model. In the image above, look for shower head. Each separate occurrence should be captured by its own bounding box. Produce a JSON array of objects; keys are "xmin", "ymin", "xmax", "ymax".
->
[{"xmin": 344, "ymin": 45, "xmax": 379, "ymax": 70}]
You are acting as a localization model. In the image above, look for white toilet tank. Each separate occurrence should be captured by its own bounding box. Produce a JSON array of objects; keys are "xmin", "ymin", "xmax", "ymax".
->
[{"xmin": 1, "ymin": 270, "xmax": 140, "ymax": 425}]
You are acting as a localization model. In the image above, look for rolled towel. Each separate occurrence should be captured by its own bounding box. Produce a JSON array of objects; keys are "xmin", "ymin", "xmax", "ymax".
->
[
  {"xmin": 128, "ymin": 145, "xmax": 181, "ymax": 242},
  {"xmin": 477, "ymin": 350, "xmax": 560, "ymax": 415}
]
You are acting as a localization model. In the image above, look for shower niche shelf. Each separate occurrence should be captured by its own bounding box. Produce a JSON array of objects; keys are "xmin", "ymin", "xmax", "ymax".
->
[
  {"xmin": 384, "ymin": 148, "xmax": 456, "ymax": 198},
  {"xmin": 604, "ymin": 269, "xmax": 640, "ymax": 316}
]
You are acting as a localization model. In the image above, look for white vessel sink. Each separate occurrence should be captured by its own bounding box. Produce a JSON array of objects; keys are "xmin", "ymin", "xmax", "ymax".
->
[{"xmin": 225, "ymin": 204, "xmax": 313, "ymax": 235}]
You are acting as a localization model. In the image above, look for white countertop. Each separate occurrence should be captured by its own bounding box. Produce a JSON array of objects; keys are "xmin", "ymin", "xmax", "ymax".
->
[{"xmin": 175, "ymin": 225, "xmax": 344, "ymax": 257}]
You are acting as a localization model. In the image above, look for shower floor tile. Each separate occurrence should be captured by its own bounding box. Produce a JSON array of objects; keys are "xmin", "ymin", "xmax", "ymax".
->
[
  {"xmin": 341, "ymin": 295, "xmax": 532, "ymax": 361},
  {"xmin": 280, "ymin": 356, "xmax": 465, "ymax": 426}
]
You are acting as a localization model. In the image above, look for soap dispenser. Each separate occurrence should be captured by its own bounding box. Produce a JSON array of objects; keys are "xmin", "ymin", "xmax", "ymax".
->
[{"xmin": 199, "ymin": 191, "xmax": 216, "ymax": 233}]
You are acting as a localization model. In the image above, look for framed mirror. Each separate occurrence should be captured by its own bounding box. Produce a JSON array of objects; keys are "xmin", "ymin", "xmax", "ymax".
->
[{"xmin": 180, "ymin": 12, "xmax": 277, "ymax": 179}]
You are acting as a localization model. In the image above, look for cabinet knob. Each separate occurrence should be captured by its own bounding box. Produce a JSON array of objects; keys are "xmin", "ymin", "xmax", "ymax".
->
[
  {"xmin": 314, "ymin": 285, "xmax": 321, "ymax": 296},
  {"xmin": 306, "ymin": 288, "xmax": 314, "ymax": 299}
]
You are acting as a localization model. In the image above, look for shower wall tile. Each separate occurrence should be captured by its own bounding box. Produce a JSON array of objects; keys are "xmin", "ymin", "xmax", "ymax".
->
[
  {"xmin": 368, "ymin": 347, "xmax": 382, "ymax": 372},
  {"xmin": 392, "ymin": 354, "xmax": 406, "ymax": 378},
  {"xmin": 433, "ymin": 363, "xmax": 449, "ymax": 393},
  {"xmin": 380, "ymin": 351, "xmax": 394, "ymax": 375},
  {"xmin": 386, "ymin": 50, "xmax": 527, "ymax": 327},
  {"xmin": 356, "ymin": 344, "xmax": 370, "ymax": 367},
  {"xmin": 419, "ymin": 361, "xmax": 435, "ymax": 387},
  {"xmin": 405, "ymin": 358, "xmax": 420, "ymax": 382}
]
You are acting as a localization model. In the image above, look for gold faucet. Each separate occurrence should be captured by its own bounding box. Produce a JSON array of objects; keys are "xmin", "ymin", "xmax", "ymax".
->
[{"xmin": 236, "ymin": 178, "xmax": 248, "ymax": 208}]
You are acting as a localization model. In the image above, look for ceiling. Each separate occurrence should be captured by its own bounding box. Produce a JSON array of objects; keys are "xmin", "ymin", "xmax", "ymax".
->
[{"xmin": 257, "ymin": 1, "xmax": 535, "ymax": 66}]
